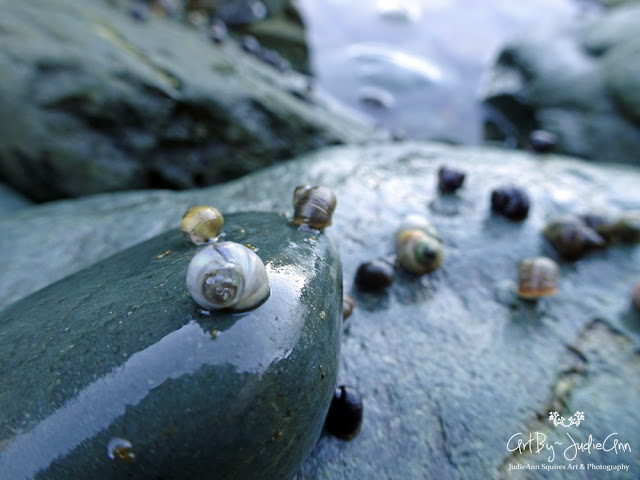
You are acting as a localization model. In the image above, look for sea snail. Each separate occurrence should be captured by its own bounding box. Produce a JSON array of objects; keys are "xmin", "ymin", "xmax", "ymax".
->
[
  {"xmin": 180, "ymin": 206, "xmax": 224, "ymax": 245},
  {"xmin": 395, "ymin": 216, "xmax": 443, "ymax": 275},
  {"xmin": 438, "ymin": 165, "xmax": 465, "ymax": 194},
  {"xmin": 324, "ymin": 385, "xmax": 363, "ymax": 441},
  {"xmin": 517, "ymin": 257, "xmax": 558, "ymax": 299},
  {"xmin": 186, "ymin": 241, "xmax": 269, "ymax": 311},
  {"xmin": 490, "ymin": 185, "xmax": 530, "ymax": 221},
  {"xmin": 291, "ymin": 185, "xmax": 337, "ymax": 231},
  {"xmin": 593, "ymin": 211, "xmax": 640, "ymax": 244},
  {"xmin": 354, "ymin": 259, "xmax": 394, "ymax": 292},
  {"xmin": 542, "ymin": 215, "xmax": 605, "ymax": 260}
]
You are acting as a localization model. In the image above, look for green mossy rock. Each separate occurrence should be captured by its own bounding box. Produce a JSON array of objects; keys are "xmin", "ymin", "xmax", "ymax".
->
[
  {"xmin": 0, "ymin": 212, "xmax": 342, "ymax": 479},
  {"xmin": 0, "ymin": 0, "xmax": 379, "ymax": 201}
]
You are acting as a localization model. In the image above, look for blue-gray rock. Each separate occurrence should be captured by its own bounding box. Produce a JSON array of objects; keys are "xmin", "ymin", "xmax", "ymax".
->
[
  {"xmin": 1, "ymin": 142, "xmax": 639, "ymax": 478},
  {"xmin": 480, "ymin": 4, "xmax": 640, "ymax": 165},
  {"xmin": 0, "ymin": 0, "xmax": 378, "ymax": 201},
  {"xmin": 0, "ymin": 183, "xmax": 33, "ymax": 218},
  {"xmin": 0, "ymin": 212, "xmax": 342, "ymax": 479}
]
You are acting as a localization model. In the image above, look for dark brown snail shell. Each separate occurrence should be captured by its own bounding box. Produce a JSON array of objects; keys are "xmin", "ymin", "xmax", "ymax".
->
[
  {"xmin": 597, "ymin": 211, "xmax": 640, "ymax": 244},
  {"xmin": 517, "ymin": 257, "xmax": 558, "ymax": 299},
  {"xmin": 291, "ymin": 185, "xmax": 337, "ymax": 231},
  {"xmin": 542, "ymin": 215, "xmax": 606, "ymax": 260},
  {"xmin": 324, "ymin": 385, "xmax": 363, "ymax": 441},
  {"xmin": 438, "ymin": 165, "xmax": 466, "ymax": 194},
  {"xmin": 490, "ymin": 186, "xmax": 530, "ymax": 221},
  {"xmin": 354, "ymin": 260, "xmax": 394, "ymax": 292}
]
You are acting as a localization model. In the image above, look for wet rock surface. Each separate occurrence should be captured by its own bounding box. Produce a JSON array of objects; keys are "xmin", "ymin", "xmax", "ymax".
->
[
  {"xmin": 0, "ymin": 0, "xmax": 378, "ymax": 201},
  {"xmin": 0, "ymin": 212, "xmax": 342, "ymax": 479},
  {"xmin": 1, "ymin": 142, "xmax": 639, "ymax": 478},
  {"xmin": 481, "ymin": 3, "xmax": 640, "ymax": 166}
]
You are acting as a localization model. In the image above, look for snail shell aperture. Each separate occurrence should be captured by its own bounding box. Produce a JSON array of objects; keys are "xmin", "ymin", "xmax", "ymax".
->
[
  {"xmin": 395, "ymin": 216, "xmax": 443, "ymax": 275},
  {"xmin": 290, "ymin": 185, "xmax": 337, "ymax": 231},
  {"xmin": 180, "ymin": 206, "xmax": 224, "ymax": 245},
  {"xmin": 542, "ymin": 215, "xmax": 605, "ymax": 260},
  {"xmin": 517, "ymin": 257, "xmax": 558, "ymax": 299},
  {"xmin": 186, "ymin": 241, "xmax": 269, "ymax": 311}
]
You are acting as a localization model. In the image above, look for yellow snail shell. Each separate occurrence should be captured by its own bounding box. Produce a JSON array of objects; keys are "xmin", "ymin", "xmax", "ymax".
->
[
  {"xmin": 517, "ymin": 257, "xmax": 558, "ymax": 299},
  {"xmin": 180, "ymin": 206, "xmax": 224, "ymax": 245},
  {"xmin": 395, "ymin": 216, "xmax": 443, "ymax": 275},
  {"xmin": 342, "ymin": 293, "xmax": 355, "ymax": 321},
  {"xmin": 290, "ymin": 185, "xmax": 337, "ymax": 231},
  {"xmin": 186, "ymin": 241, "xmax": 269, "ymax": 311}
]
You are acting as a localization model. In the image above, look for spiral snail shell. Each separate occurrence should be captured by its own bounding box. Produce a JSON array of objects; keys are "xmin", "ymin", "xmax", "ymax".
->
[
  {"xmin": 395, "ymin": 216, "xmax": 443, "ymax": 275},
  {"xmin": 517, "ymin": 257, "xmax": 558, "ymax": 299},
  {"xmin": 542, "ymin": 215, "xmax": 605, "ymax": 260},
  {"xmin": 186, "ymin": 241, "xmax": 269, "ymax": 311},
  {"xmin": 290, "ymin": 185, "xmax": 337, "ymax": 231},
  {"xmin": 180, "ymin": 206, "xmax": 224, "ymax": 245}
]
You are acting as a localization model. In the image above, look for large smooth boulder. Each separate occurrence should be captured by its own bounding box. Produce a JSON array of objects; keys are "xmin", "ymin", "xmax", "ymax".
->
[
  {"xmin": 1, "ymin": 142, "xmax": 639, "ymax": 478},
  {"xmin": 0, "ymin": 212, "xmax": 342, "ymax": 479},
  {"xmin": 0, "ymin": 0, "xmax": 378, "ymax": 201},
  {"xmin": 481, "ymin": 4, "xmax": 640, "ymax": 166}
]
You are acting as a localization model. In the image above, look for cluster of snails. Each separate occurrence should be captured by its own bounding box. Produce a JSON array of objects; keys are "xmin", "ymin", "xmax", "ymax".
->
[
  {"xmin": 542, "ymin": 211, "xmax": 640, "ymax": 260},
  {"xmin": 354, "ymin": 215, "xmax": 444, "ymax": 293},
  {"xmin": 288, "ymin": 185, "xmax": 366, "ymax": 441},
  {"xmin": 180, "ymin": 206, "xmax": 270, "ymax": 312}
]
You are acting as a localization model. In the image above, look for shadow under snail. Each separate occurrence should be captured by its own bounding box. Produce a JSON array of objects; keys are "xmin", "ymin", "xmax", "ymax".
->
[
  {"xmin": 290, "ymin": 185, "xmax": 337, "ymax": 231},
  {"xmin": 395, "ymin": 216, "xmax": 443, "ymax": 275},
  {"xmin": 186, "ymin": 241, "xmax": 270, "ymax": 311}
]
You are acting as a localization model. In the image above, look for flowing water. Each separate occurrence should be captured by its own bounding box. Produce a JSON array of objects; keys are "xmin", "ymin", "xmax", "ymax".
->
[{"xmin": 296, "ymin": 0, "xmax": 600, "ymax": 144}]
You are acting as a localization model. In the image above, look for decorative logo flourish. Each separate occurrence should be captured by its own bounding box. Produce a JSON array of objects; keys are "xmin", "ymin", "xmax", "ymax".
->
[{"xmin": 549, "ymin": 411, "xmax": 584, "ymax": 428}]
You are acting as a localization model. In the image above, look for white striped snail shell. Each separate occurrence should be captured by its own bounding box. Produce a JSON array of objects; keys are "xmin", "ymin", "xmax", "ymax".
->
[
  {"xmin": 186, "ymin": 241, "xmax": 269, "ymax": 311},
  {"xmin": 395, "ymin": 216, "xmax": 443, "ymax": 275},
  {"xmin": 290, "ymin": 185, "xmax": 337, "ymax": 231},
  {"xmin": 180, "ymin": 206, "xmax": 224, "ymax": 245},
  {"xmin": 542, "ymin": 215, "xmax": 605, "ymax": 260},
  {"xmin": 517, "ymin": 257, "xmax": 558, "ymax": 299}
]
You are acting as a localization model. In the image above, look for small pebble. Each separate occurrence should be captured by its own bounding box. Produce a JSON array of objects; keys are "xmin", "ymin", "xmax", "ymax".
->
[
  {"xmin": 241, "ymin": 35, "xmax": 260, "ymax": 54},
  {"xmin": 490, "ymin": 186, "xmax": 530, "ymax": 221},
  {"xmin": 529, "ymin": 129, "xmax": 557, "ymax": 153},
  {"xmin": 324, "ymin": 385, "xmax": 363, "ymax": 441},
  {"xmin": 209, "ymin": 19, "xmax": 228, "ymax": 43},
  {"xmin": 129, "ymin": 3, "xmax": 150, "ymax": 21},
  {"xmin": 437, "ymin": 165, "xmax": 465, "ymax": 194},
  {"xmin": 354, "ymin": 260, "xmax": 394, "ymax": 292}
]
